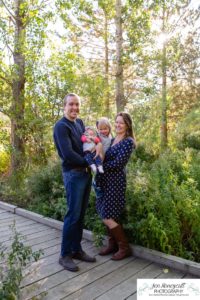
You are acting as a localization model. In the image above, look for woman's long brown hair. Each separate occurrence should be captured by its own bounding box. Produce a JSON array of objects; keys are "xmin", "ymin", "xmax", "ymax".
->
[{"xmin": 116, "ymin": 112, "xmax": 136, "ymax": 145}]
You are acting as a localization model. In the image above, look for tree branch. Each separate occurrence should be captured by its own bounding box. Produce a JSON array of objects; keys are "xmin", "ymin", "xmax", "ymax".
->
[
  {"xmin": 0, "ymin": 72, "xmax": 12, "ymax": 86},
  {"xmin": 1, "ymin": 0, "xmax": 16, "ymax": 24}
]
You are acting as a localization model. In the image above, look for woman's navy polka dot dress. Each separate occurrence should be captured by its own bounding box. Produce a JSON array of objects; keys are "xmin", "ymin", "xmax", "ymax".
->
[{"xmin": 96, "ymin": 137, "xmax": 135, "ymax": 220}]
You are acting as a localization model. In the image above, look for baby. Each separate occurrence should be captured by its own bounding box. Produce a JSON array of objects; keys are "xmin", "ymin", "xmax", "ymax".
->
[{"xmin": 81, "ymin": 126, "xmax": 104, "ymax": 173}]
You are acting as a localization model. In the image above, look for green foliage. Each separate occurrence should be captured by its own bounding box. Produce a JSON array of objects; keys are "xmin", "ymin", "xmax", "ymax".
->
[
  {"xmin": 25, "ymin": 159, "xmax": 66, "ymax": 220},
  {"xmin": 0, "ymin": 171, "xmax": 28, "ymax": 206},
  {"xmin": 0, "ymin": 224, "xmax": 42, "ymax": 300},
  {"xmin": 125, "ymin": 148, "xmax": 200, "ymax": 261},
  {"xmin": 0, "ymin": 0, "xmax": 200, "ymax": 265},
  {"xmin": 175, "ymin": 108, "xmax": 200, "ymax": 150},
  {"xmin": 1, "ymin": 146, "xmax": 200, "ymax": 262},
  {"xmin": 0, "ymin": 150, "xmax": 10, "ymax": 174},
  {"xmin": 84, "ymin": 192, "xmax": 106, "ymax": 246}
]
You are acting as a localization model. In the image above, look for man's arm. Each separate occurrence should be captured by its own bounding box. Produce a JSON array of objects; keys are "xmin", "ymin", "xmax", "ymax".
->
[{"xmin": 54, "ymin": 123, "xmax": 88, "ymax": 167}]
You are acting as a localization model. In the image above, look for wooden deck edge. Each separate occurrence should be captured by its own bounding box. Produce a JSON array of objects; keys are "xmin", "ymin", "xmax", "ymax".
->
[
  {"xmin": 0, "ymin": 201, "xmax": 17, "ymax": 213},
  {"xmin": 131, "ymin": 245, "xmax": 200, "ymax": 277},
  {"xmin": 0, "ymin": 200, "xmax": 199, "ymax": 277}
]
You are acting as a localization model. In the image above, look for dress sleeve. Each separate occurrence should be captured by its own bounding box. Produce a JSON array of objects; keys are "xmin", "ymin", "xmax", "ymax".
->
[{"xmin": 103, "ymin": 138, "xmax": 135, "ymax": 170}]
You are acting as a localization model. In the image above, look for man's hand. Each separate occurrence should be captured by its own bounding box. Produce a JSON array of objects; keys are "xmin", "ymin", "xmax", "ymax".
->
[{"xmin": 94, "ymin": 143, "xmax": 104, "ymax": 160}]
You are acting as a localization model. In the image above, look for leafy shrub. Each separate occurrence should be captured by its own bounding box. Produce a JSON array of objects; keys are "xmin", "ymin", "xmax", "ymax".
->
[
  {"xmin": 125, "ymin": 149, "xmax": 200, "ymax": 261},
  {"xmin": 0, "ymin": 224, "xmax": 42, "ymax": 299},
  {"xmin": 1, "ymin": 147, "xmax": 200, "ymax": 262},
  {"xmin": 175, "ymin": 108, "xmax": 200, "ymax": 150},
  {"xmin": 0, "ymin": 171, "xmax": 28, "ymax": 207},
  {"xmin": 25, "ymin": 160, "xmax": 66, "ymax": 220},
  {"xmin": 84, "ymin": 192, "xmax": 106, "ymax": 246},
  {"xmin": 132, "ymin": 142, "xmax": 157, "ymax": 163}
]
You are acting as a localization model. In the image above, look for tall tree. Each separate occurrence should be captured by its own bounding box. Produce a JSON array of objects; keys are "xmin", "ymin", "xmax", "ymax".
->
[
  {"xmin": 161, "ymin": 2, "xmax": 168, "ymax": 149},
  {"xmin": 115, "ymin": 0, "xmax": 125, "ymax": 112},
  {"xmin": 0, "ymin": 0, "xmax": 51, "ymax": 172},
  {"xmin": 11, "ymin": 0, "xmax": 26, "ymax": 172}
]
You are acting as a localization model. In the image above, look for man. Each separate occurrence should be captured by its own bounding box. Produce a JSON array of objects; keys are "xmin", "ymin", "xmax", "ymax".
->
[{"xmin": 53, "ymin": 93, "xmax": 100, "ymax": 272}]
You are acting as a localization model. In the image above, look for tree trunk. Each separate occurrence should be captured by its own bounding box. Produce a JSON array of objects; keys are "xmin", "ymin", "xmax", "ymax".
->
[
  {"xmin": 115, "ymin": 0, "xmax": 125, "ymax": 112},
  {"xmin": 104, "ymin": 11, "xmax": 110, "ymax": 115},
  {"xmin": 11, "ymin": 0, "xmax": 26, "ymax": 173},
  {"xmin": 161, "ymin": 5, "xmax": 168, "ymax": 149}
]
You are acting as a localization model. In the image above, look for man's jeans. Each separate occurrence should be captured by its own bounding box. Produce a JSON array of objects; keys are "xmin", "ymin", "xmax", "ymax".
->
[{"xmin": 61, "ymin": 170, "xmax": 92, "ymax": 257}]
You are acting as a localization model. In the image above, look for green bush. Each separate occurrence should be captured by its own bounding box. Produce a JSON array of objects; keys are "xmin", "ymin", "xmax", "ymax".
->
[
  {"xmin": 175, "ymin": 108, "xmax": 200, "ymax": 150},
  {"xmin": 0, "ymin": 171, "xmax": 28, "ymax": 207},
  {"xmin": 125, "ymin": 149, "xmax": 200, "ymax": 261},
  {"xmin": 1, "ymin": 148, "xmax": 199, "ymax": 262},
  {"xmin": 0, "ymin": 224, "xmax": 42, "ymax": 299},
  {"xmin": 25, "ymin": 160, "xmax": 66, "ymax": 220},
  {"xmin": 84, "ymin": 192, "xmax": 106, "ymax": 246}
]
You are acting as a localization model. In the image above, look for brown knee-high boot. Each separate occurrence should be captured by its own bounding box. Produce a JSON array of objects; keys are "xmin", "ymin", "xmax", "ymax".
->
[
  {"xmin": 110, "ymin": 224, "xmax": 132, "ymax": 260},
  {"xmin": 99, "ymin": 227, "xmax": 118, "ymax": 256}
]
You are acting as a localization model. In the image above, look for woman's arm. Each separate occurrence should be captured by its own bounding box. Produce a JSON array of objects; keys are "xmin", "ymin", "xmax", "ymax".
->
[{"xmin": 103, "ymin": 138, "xmax": 134, "ymax": 170}]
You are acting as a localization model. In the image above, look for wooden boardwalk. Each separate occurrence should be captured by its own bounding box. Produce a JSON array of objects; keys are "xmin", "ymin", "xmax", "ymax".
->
[{"xmin": 0, "ymin": 207, "xmax": 197, "ymax": 300}]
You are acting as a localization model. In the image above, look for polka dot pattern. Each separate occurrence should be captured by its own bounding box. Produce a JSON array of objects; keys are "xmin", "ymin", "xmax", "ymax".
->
[{"xmin": 96, "ymin": 137, "xmax": 135, "ymax": 220}]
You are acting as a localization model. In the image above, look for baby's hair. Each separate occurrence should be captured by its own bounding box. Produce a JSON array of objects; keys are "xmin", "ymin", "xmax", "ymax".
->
[
  {"xmin": 85, "ymin": 126, "xmax": 97, "ymax": 134},
  {"xmin": 96, "ymin": 117, "xmax": 112, "ymax": 134}
]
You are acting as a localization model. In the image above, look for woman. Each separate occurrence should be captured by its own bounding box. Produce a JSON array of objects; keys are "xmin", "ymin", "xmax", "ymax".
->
[{"xmin": 96, "ymin": 112, "xmax": 136, "ymax": 260}]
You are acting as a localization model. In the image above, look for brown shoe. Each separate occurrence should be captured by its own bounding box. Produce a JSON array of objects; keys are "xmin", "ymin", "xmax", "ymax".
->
[
  {"xmin": 110, "ymin": 225, "xmax": 132, "ymax": 260},
  {"xmin": 72, "ymin": 251, "xmax": 96, "ymax": 262},
  {"xmin": 59, "ymin": 255, "xmax": 79, "ymax": 272},
  {"xmin": 99, "ymin": 236, "xmax": 118, "ymax": 256}
]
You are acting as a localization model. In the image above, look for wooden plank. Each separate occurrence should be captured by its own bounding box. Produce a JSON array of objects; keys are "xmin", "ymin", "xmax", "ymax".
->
[
  {"xmin": 0, "ymin": 201, "xmax": 17, "ymax": 212},
  {"xmin": 25, "ymin": 240, "xmax": 92, "ymax": 271},
  {"xmin": 0, "ymin": 219, "xmax": 37, "ymax": 232},
  {"xmin": 20, "ymin": 247, "xmax": 107, "ymax": 300},
  {"xmin": 0, "ymin": 215, "xmax": 30, "ymax": 227},
  {"xmin": 132, "ymin": 244, "xmax": 200, "ymax": 277},
  {"xmin": 125, "ymin": 293, "xmax": 136, "ymax": 300},
  {"xmin": 124, "ymin": 269, "xmax": 196, "ymax": 300},
  {"xmin": 0, "ymin": 223, "xmax": 52, "ymax": 241},
  {"xmin": 21, "ymin": 244, "xmax": 97, "ymax": 288},
  {"xmin": 31, "ymin": 237, "xmax": 61, "ymax": 252},
  {"xmin": 0, "ymin": 212, "xmax": 14, "ymax": 219},
  {"xmin": 35, "ymin": 256, "xmax": 135, "ymax": 300},
  {"xmin": 97, "ymin": 264, "xmax": 187, "ymax": 300},
  {"xmin": 24, "ymin": 240, "xmax": 92, "ymax": 270},
  {"xmin": 64, "ymin": 257, "xmax": 152, "ymax": 300},
  {"xmin": 3, "ymin": 230, "xmax": 61, "ymax": 248},
  {"xmin": 183, "ymin": 273, "xmax": 200, "ymax": 278},
  {"xmin": 29, "ymin": 239, "xmax": 88, "ymax": 262},
  {"xmin": 156, "ymin": 267, "xmax": 185, "ymax": 278},
  {"xmin": 0, "ymin": 226, "xmax": 60, "ymax": 243},
  {"xmin": 95, "ymin": 263, "xmax": 164, "ymax": 300},
  {"xmin": 0, "ymin": 210, "xmax": 10, "ymax": 218}
]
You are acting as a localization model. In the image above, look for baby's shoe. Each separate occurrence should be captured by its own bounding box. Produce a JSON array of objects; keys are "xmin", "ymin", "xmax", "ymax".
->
[
  {"xmin": 98, "ymin": 166, "xmax": 104, "ymax": 173},
  {"xmin": 90, "ymin": 164, "xmax": 97, "ymax": 173}
]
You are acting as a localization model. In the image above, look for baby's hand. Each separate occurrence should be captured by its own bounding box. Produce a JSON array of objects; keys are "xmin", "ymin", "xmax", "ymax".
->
[
  {"xmin": 86, "ymin": 137, "xmax": 92, "ymax": 143},
  {"xmin": 88, "ymin": 135, "xmax": 95, "ymax": 141}
]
